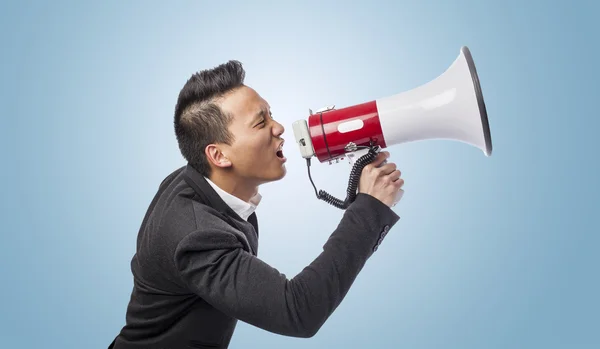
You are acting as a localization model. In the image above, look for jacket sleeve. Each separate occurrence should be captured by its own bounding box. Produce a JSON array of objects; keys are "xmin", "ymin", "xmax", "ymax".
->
[{"xmin": 173, "ymin": 193, "xmax": 400, "ymax": 338}]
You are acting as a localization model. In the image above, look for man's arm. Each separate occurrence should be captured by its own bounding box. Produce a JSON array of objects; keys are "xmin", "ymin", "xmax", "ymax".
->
[{"xmin": 174, "ymin": 193, "xmax": 400, "ymax": 338}]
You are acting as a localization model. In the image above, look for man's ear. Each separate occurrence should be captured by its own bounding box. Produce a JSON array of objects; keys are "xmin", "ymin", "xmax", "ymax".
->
[{"xmin": 205, "ymin": 144, "xmax": 232, "ymax": 168}]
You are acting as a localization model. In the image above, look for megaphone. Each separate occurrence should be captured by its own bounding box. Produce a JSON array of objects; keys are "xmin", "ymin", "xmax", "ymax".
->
[{"xmin": 292, "ymin": 46, "xmax": 493, "ymax": 209}]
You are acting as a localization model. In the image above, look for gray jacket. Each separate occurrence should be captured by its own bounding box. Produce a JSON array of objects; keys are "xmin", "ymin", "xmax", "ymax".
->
[{"xmin": 109, "ymin": 164, "xmax": 400, "ymax": 348}]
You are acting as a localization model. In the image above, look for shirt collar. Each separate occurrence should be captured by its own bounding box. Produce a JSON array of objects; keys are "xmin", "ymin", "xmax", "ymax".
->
[{"xmin": 203, "ymin": 176, "xmax": 262, "ymax": 221}]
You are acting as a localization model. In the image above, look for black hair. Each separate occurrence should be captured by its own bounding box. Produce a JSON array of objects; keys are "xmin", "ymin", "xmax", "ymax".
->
[{"xmin": 173, "ymin": 60, "xmax": 246, "ymax": 176}]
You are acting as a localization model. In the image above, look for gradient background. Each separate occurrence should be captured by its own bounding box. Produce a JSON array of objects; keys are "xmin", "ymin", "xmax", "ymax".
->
[{"xmin": 1, "ymin": 1, "xmax": 598, "ymax": 348}]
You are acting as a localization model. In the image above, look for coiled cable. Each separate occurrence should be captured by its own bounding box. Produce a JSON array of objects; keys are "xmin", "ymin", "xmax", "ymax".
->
[{"xmin": 306, "ymin": 146, "xmax": 380, "ymax": 209}]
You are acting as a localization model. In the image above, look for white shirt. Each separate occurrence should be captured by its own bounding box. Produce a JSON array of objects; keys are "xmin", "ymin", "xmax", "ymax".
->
[{"xmin": 204, "ymin": 177, "xmax": 262, "ymax": 221}]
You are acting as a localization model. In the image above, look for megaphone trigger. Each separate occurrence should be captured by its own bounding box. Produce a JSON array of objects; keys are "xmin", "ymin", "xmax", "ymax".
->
[{"xmin": 346, "ymin": 145, "xmax": 390, "ymax": 169}]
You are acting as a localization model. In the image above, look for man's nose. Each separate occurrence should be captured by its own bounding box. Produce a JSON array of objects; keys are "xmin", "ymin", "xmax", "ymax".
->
[{"xmin": 273, "ymin": 120, "xmax": 285, "ymax": 137}]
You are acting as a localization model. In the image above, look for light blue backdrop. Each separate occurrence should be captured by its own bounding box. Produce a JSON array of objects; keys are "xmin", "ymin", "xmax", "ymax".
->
[{"xmin": 1, "ymin": 1, "xmax": 598, "ymax": 348}]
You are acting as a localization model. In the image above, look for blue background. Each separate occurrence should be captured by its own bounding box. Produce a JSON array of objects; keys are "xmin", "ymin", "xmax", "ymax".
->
[{"xmin": 1, "ymin": 1, "xmax": 598, "ymax": 348}]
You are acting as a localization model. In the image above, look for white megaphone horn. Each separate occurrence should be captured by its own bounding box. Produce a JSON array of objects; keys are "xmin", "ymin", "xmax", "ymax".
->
[{"xmin": 292, "ymin": 46, "xmax": 493, "ymax": 209}]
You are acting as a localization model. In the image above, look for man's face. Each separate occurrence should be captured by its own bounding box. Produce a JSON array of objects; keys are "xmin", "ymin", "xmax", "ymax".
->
[{"xmin": 215, "ymin": 85, "xmax": 287, "ymax": 185}]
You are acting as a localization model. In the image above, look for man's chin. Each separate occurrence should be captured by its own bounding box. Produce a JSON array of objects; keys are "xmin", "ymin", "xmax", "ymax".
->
[
  {"xmin": 260, "ymin": 166, "xmax": 287, "ymax": 184},
  {"xmin": 276, "ymin": 166, "xmax": 287, "ymax": 180}
]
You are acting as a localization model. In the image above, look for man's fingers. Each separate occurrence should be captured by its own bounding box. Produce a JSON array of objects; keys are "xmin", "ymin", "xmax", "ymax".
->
[
  {"xmin": 388, "ymin": 169, "xmax": 402, "ymax": 182},
  {"xmin": 376, "ymin": 162, "xmax": 397, "ymax": 176},
  {"xmin": 394, "ymin": 178, "xmax": 405, "ymax": 188},
  {"xmin": 363, "ymin": 152, "xmax": 389, "ymax": 174}
]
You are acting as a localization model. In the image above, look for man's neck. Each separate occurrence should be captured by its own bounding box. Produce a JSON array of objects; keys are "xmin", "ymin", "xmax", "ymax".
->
[{"xmin": 207, "ymin": 172, "xmax": 258, "ymax": 203}]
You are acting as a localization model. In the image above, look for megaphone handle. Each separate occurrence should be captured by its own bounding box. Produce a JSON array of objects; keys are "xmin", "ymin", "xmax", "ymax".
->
[
  {"xmin": 348, "ymin": 149, "xmax": 403, "ymax": 207},
  {"xmin": 309, "ymin": 147, "xmax": 380, "ymax": 209},
  {"xmin": 375, "ymin": 157, "xmax": 404, "ymax": 206}
]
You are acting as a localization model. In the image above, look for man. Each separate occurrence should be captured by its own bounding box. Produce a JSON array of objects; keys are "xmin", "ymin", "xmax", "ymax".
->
[{"xmin": 109, "ymin": 60, "xmax": 404, "ymax": 348}]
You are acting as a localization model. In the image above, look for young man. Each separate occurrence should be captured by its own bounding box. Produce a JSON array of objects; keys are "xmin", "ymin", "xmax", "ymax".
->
[{"xmin": 109, "ymin": 60, "xmax": 404, "ymax": 348}]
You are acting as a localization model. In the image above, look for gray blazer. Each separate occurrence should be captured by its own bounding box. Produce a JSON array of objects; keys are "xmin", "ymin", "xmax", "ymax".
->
[{"xmin": 109, "ymin": 164, "xmax": 399, "ymax": 348}]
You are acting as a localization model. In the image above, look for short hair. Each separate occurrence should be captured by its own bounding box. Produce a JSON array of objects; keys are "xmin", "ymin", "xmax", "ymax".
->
[{"xmin": 173, "ymin": 60, "xmax": 246, "ymax": 177}]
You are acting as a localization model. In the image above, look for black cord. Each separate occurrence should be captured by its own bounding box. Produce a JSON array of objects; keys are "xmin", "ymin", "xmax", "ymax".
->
[
  {"xmin": 306, "ymin": 146, "xmax": 380, "ymax": 209},
  {"xmin": 306, "ymin": 157, "xmax": 319, "ymax": 198}
]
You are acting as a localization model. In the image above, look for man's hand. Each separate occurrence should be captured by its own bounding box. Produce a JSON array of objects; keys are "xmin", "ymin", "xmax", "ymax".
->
[{"xmin": 358, "ymin": 151, "xmax": 404, "ymax": 207}]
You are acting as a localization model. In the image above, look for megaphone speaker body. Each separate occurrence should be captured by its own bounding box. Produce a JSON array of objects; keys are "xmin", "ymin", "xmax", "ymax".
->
[{"xmin": 293, "ymin": 46, "xmax": 493, "ymax": 164}]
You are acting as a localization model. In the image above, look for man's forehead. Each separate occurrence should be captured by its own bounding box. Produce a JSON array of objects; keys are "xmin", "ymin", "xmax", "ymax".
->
[{"xmin": 219, "ymin": 86, "xmax": 269, "ymax": 118}]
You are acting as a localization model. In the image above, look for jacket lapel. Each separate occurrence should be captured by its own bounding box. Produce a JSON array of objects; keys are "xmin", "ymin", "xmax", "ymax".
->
[{"xmin": 182, "ymin": 164, "xmax": 259, "ymax": 255}]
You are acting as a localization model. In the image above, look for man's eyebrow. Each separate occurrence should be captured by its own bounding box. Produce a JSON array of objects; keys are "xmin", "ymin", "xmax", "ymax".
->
[{"xmin": 249, "ymin": 109, "xmax": 266, "ymax": 126}]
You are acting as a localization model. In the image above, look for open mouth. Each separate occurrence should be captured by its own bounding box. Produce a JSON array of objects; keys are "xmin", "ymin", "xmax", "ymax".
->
[{"xmin": 276, "ymin": 141, "xmax": 286, "ymax": 161}]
